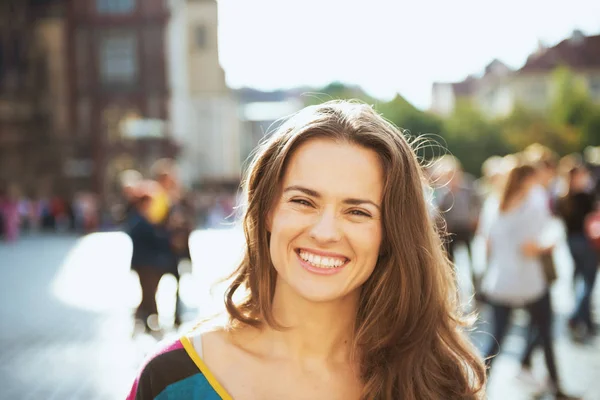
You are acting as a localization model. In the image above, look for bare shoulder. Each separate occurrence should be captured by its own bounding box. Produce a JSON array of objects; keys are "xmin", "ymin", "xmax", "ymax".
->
[
  {"xmin": 186, "ymin": 325, "xmax": 262, "ymax": 361},
  {"xmin": 187, "ymin": 326, "xmax": 268, "ymax": 398},
  {"xmin": 186, "ymin": 326, "xmax": 230, "ymax": 356}
]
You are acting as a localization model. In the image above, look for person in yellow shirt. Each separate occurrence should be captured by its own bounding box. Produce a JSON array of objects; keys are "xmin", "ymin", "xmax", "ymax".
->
[
  {"xmin": 146, "ymin": 158, "xmax": 179, "ymax": 225},
  {"xmin": 146, "ymin": 184, "xmax": 170, "ymax": 225},
  {"xmin": 141, "ymin": 158, "xmax": 186, "ymax": 329}
]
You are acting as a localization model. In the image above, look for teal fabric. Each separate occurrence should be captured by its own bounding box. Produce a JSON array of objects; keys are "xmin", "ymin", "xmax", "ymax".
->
[{"xmin": 154, "ymin": 373, "xmax": 222, "ymax": 400}]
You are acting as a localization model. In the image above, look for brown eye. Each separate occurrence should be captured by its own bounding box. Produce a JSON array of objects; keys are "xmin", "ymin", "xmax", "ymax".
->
[
  {"xmin": 349, "ymin": 209, "xmax": 371, "ymax": 217},
  {"xmin": 291, "ymin": 198, "xmax": 313, "ymax": 207}
]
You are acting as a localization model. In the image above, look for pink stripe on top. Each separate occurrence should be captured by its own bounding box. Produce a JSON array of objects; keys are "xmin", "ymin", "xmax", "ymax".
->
[{"xmin": 126, "ymin": 339, "xmax": 184, "ymax": 400}]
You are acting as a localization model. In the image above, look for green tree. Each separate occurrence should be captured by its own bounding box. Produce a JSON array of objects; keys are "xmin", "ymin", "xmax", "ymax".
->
[
  {"xmin": 442, "ymin": 100, "xmax": 511, "ymax": 176},
  {"xmin": 377, "ymin": 95, "xmax": 446, "ymax": 163},
  {"xmin": 581, "ymin": 108, "xmax": 600, "ymax": 146},
  {"xmin": 549, "ymin": 67, "xmax": 594, "ymax": 128},
  {"xmin": 378, "ymin": 95, "xmax": 443, "ymax": 134},
  {"xmin": 501, "ymin": 103, "xmax": 582, "ymax": 154},
  {"xmin": 303, "ymin": 81, "xmax": 377, "ymax": 106}
]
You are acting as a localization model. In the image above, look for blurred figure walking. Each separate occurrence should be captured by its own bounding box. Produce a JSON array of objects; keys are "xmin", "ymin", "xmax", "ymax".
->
[
  {"xmin": 557, "ymin": 164, "xmax": 599, "ymax": 340},
  {"xmin": 125, "ymin": 160, "xmax": 190, "ymax": 332},
  {"xmin": 481, "ymin": 164, "xmax": 575, "ymax": 399},
  {"xmin": 436, "ymin": 155, "xmax": 482, "ymax": 288}
]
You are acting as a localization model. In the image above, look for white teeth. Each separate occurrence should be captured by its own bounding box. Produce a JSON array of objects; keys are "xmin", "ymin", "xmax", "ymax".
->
[{"xmin": 299, "ymin": 251, "xmax": 346, "ymax": 269}]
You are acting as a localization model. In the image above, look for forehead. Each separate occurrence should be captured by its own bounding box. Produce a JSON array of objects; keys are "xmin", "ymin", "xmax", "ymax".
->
[{"xmin": 282, "ymin": 138, "xmax": 384, "ymax": 199}]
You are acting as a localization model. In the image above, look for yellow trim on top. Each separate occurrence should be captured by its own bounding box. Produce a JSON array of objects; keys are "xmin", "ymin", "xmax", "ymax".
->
[{"xmin": 180, "ymin": 336, "xmax": 234, "ymax": 400}]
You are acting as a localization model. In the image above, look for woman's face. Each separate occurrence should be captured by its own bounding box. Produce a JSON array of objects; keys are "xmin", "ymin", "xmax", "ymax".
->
[{"xmin": 268, "ymin": 138, "xmax": 384, "ymax": 303}]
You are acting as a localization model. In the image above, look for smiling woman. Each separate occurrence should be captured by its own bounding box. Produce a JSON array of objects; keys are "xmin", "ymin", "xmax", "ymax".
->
[
  {"xmin": 127, "ymin": 100, "xmax": 486, "ymax": 400},
  {"xmin": 266, "ymin": 138, "xmax": 384, "ymax": 301}
]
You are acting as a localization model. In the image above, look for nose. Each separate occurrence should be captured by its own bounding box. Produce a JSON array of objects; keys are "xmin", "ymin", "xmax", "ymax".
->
[{"xmin": 309, "ymin": 208, "xmax": 342, "ymax": 243}]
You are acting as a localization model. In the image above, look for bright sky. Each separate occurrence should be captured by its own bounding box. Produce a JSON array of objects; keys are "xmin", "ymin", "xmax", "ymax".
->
[{"xmin": 216, "ymin": 0, "xmax": 600, "ymax": 109}]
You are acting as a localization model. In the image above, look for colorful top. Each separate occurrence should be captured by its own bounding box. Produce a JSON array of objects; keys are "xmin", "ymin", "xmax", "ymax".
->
[{"xmin": 127, "ymin": 336, "xmax": 233, "ymax": 400}]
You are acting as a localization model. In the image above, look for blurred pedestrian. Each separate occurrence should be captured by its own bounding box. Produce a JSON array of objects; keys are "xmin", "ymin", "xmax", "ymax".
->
[
  {"xmin": 125, "ymin": 184, "xmax": 166, "ymax": 333},
  {"xmin": 436, "ymin": 155, "xmax": 482, "ymax": 288},
  {"xmin": 481, "ymin": 164, "xmax": 574, "ymax": 399},
  {"xmin": 128, "ymin": 160, "xmax": 188, "ymax": 332},
  {"xmin": 148, "ymin": 159, "xmax": 187, "ymax": 327},
  {"xmin": 1, "ymin": 185, "xmax": 20, "ymax": 242},
  {"xmin": 476, "ymin": 155, "xmax": 512, "ymax": 239},
  {"xmin": 556, "ymin": 164, "xmax": 598, "ymax": 340}
]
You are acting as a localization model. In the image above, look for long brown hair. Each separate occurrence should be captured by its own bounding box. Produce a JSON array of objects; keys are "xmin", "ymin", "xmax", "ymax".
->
[
  {"xmin": 225, "ymin": 100, "xmax": 485, "ymax": 399},
  {"xmin": 499, "ymin": 164, "xmax": 537, "ymax": 212}
]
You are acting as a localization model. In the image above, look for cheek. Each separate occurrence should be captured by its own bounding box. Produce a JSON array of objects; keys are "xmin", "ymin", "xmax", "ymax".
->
[
  {"xmin": 351, "ymin": 223, "xmax": 383, "ymax": 263},
  {"xmin": 271, "ymin": 207, "xmax": 306, "ymax": 235},
  {"xmin": 269, "ymin": 208, "xmax": 307, "ymax": 257}
]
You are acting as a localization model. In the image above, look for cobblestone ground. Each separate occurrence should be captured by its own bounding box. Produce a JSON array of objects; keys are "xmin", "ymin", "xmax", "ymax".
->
[{"xmin": 0, "ymin": 230, "xmax": 598, "ymax": 399}]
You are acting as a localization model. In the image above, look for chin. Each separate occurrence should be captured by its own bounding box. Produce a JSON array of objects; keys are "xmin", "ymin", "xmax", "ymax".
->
[
  {"xmin": 288, "ymin": 279, "xmax": 355, "ymax": 303},
  {"xmin": 297, "ymin": 291, "xmax": 347, "ymax": 303}
]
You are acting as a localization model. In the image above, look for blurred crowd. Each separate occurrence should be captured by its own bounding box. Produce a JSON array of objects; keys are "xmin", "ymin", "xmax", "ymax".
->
[
  {"xmin": 426, "ymin": 143, "xmax": 600, "ymax": 394},
  {"xmin": 0, "ymin": 186, "xmax": 99, "ymax": 240},
  {"xmin": 0, "ymin": 172, "xmax": 239, "ymax": 244}
]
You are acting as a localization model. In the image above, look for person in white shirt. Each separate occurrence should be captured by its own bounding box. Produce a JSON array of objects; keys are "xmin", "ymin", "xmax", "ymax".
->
[{"xmin": 481, "ymin": 164, "xmax": 574, "ymax": 399}]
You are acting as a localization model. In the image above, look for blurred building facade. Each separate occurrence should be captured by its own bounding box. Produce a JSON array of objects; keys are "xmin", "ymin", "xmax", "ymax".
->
[
  {"xmin": 0, "ymin": 0, "xmax": 178, "ymax": 201},
  {"xmin": 238, "ymin": 99, "xmax": 304, "ymax": 166},
  {"xmin": 431, "ymin": 30, "xmax": 600, "ymax": 117},
  {"xmin": 68, "ymin": 0, "xmax": 177, "ymax": 200},
  {"xmin": 235, "ymin": 87, "xmax": 305, "ymax": 172},
  {"xmin": 168, "ymin": 0, "xmax": 241, "ymax": 188},
  {"xmin": 0, "ymin": 0, "xmax": 70, "ymax": 198}
]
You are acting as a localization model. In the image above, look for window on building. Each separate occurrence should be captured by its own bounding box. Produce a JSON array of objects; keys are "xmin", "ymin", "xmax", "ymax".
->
[
  {"xmin": 142, "ymin": 26, "xmax": 163, "ymax": 90},
  {"xmin": 147, "ymin": 96, "xmax": 162, "ymax": 119},
  {"xmin": 77, "ymin": 97, "xmax": 91, "ymax": 136},
  {"xmin": 96, "ymin": 0, "xmax": 135, "ymax": 14},
  {"xmin": 194, "ymin": 26, "xmax": 207, "ymax": 49},
  {"xmin": 0, "ymin": 41, "xmax": 5, "ymax": 87},
  {"xmin": 99, "ymin": 32, "xmax": 138, "ymax": 85},
  {"xmin": 76, "ymin": 29, "xmax": 90, "ymax": 91}
]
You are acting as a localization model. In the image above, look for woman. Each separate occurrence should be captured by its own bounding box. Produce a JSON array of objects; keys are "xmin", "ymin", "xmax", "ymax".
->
[
  {"xmin": 481, "ymin": 165, "xmax": 571, "ymax": 398},
  {"xmin": 127, "ymin": 101, "xmax": 485, "ymax": 399},
  {"xmin": 557, "ymin": 164, "xmax": 598, "ymax": 339}
]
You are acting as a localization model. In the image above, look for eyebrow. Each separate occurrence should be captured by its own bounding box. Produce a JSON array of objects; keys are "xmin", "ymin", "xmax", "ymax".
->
[{"xmin": 283, "ymin": 185, "xmax": 381, "ymax": 210}]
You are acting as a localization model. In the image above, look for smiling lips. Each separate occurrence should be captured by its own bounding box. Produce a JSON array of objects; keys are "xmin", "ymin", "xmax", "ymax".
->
[{"xmin": 297, "ymin": 249, "xmax": 349, "ymax": 270}]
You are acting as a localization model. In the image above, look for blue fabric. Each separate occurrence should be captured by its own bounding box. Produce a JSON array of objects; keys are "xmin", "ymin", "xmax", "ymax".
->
[
  {"xmin": 154, "ymin": 373, "xmax": 223, "ymax": 400},
  {"xmin": 568, "ymin": 233, "xmax": 598, "ymax": 330},
  {"xmin": 126, "ymin": 208, "xmax": 177, "ymax": 271}
]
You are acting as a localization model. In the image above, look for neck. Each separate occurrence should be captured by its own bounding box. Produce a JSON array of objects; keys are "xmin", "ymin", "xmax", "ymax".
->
[{"xmin": 264, "ymin": 277, "xmax": 359, "ymax": 363}]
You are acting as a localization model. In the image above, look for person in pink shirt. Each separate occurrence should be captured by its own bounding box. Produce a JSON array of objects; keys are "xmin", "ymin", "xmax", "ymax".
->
[{"xmin": 2, "ymin": 185, "xmax": 21, "ymax": 242}]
